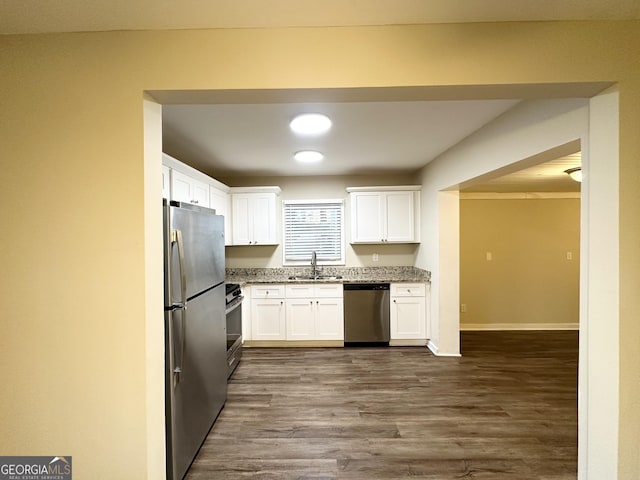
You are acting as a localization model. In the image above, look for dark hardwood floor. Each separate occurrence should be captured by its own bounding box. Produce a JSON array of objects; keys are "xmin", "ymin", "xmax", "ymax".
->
[{"xmin": 186, "ymin": 331, "xmax": 578, "ymax": 479}]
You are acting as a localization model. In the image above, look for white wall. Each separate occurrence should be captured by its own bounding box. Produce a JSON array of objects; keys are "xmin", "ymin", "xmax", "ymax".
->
[
  {"xmin": 416, "ymin": 92, "xmax": 622, "ymax": 479},
  {"xmin": 581, "ymin": 87, "xmax": 620, "ymax": 479},
  {"xmin": 416, "ymin": 98, "xmax": 589, "ymax": 355}
]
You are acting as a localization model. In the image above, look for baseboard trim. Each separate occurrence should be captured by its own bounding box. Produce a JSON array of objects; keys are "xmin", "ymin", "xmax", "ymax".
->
[
  {"xmin": 244, "ymin": 340, "xmax": 344, "ymax": 348},
  {"xmin": 460, "ymin": 323, "xmax": 579, "ymax": 331},
  {"xmin": 389, "ymin": 339, "xmax": 427, "ymax": 347},
  {"xmin": 427, "ymin": 340, "xmax": 462, "ymax": 357}
]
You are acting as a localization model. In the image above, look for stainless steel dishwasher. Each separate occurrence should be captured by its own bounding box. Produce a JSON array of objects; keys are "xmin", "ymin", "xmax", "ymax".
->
[{"xmin": 343, "ymin": 283, "xmax": 390, "ymax": 345}]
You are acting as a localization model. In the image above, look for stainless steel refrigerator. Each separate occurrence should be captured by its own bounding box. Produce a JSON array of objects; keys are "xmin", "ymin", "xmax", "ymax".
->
[{"xmin": 163, "ymin": 200, "xmax": 227, "ymax": 480}]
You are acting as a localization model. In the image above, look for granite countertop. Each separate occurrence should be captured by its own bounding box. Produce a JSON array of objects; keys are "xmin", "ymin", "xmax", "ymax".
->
[{"xmin": 225, "ymin": 266, "xmax": 430, "ymax": 285}]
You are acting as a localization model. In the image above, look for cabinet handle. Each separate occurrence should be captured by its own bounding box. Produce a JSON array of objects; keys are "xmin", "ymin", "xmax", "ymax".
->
[
  {"xmin": 393, "ymin": 299, "xmax": 397, "ymax": 303},
  {"xmin": 192, "ymin": 200, "xmax": 198, "ymax": 204}
]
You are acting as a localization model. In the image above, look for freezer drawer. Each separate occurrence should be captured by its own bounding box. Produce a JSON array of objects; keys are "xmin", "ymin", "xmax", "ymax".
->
[{"xmin": 165, "ymin": 285, "xmax": 226, "ymax": 480}]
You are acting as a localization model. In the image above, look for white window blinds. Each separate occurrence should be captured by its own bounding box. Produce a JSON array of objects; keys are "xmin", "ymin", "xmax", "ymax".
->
[{"xmin": 283, "ymin": 200, "xmax": 345, "ymax": 265}]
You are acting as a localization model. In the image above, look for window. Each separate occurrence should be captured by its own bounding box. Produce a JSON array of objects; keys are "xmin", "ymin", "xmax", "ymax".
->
[{"xmin": 283, "ymin": 199, "xmax": 345, "ymax": 265}]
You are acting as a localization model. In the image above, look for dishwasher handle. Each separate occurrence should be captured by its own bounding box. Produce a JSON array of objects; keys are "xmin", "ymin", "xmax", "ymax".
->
[{"xmin": 343, "ymin": 283, "xmax": 390, "ymax": 291}]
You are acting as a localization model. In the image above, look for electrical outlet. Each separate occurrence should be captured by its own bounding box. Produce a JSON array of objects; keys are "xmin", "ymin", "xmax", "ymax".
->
[
  {"xmin": 486, "ymin": 252, "xmax": 493, "ymax": 261},
  {"xmin": 373, "ymin": 253, "xmax": 379, "ymax": 262},
  {"xmin": 566, "ymin": 251, "xmax": 573, "ymax": 260},
  {"xmin": 461, "ymin": 304, "xmax": 467, "ymax": 313}
]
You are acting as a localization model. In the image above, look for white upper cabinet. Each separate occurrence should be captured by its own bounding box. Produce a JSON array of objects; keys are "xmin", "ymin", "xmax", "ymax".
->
[
  {"xmin": 162, "ymin": 165, "xmax": 171, "ymax": 199},
  {"xmin": 162, "ymin": 154, "xmax": 231, "ymax": 233},
  {"xmin": 347, "ymin": 186, "xmax": 421, "ymax": 244},
  {"xmin": 230, "ymin": 187, "xmax": 281, "ymax": 246},
  {"xmin": 171, "ymin": 170, "xmax": 210, "ymax": 207},
  {"xmin": 209, "ymin": 186, "xmax": 231, "ymax": 245}
]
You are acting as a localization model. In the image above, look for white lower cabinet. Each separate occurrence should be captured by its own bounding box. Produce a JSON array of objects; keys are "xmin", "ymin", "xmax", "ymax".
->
[
  {"xmin": 390, "ymin": 283, "xmax": 427, "ymax": 343},
  {"xmin": 314, "ymin": 297, "xmax": 344, "ymax": 340},
  {"xmin": 250, "ymin": 285, "xmax": 286, "ymax": 341},
  {"xmin": 285, "ymin": 299, "xmax": 316, "ymax": 340},
  {"xmin": 250, "ymin": 284, "xmax": 344, "ymax": 342},
  {"xmin": 285, "ymin": 284, "xmax": 344, "ymax": 341}
]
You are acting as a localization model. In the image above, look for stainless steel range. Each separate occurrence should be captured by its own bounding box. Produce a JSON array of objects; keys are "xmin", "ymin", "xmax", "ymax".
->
[{"xmin": 225, "ymin": 283, "xmax": 243, "ymax": 378}]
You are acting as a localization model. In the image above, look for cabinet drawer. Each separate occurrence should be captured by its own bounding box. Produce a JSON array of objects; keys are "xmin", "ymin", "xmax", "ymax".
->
[
  {"xmin": 251, "ymin": 285, "xmax": 285, "ymax": 298},
  {"xmin": 313, "ymin": 283, "xmax": 343, "ymax": 298},
  {"xmin": 390, "ymin": 283, "xmax": 425, "ymax": 297},
  {"xmin": 285, "ymin": 284, "xmax": 315, "ymax": 298},
  {"xmin": 286, "ymin": 283, "xmax": 343, "ymax": 298}
]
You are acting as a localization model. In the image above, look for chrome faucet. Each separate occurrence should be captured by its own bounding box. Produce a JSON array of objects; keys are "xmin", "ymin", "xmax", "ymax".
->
[{"xmin": 311, "ymin": 251, "xmax": 318, "ymax": 278}]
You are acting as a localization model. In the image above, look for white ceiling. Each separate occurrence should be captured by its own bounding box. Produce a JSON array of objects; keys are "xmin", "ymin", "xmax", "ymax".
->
[
  {"xmin": 1, "ymin": 0, "xmax": 638, "ymax": 34},
  {"xmin": 162, "ymin": 100, "xmax": 521, "ymax": 178},
  {"xmin": 462, "ymin": 153, "xmax": 582, "ymax": 193}
]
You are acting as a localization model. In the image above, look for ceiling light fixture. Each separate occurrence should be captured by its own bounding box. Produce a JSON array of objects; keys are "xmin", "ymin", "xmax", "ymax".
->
[
  {"xmin": 564, "ymin": 167, "xmax": 582, "ymax": 182},
  {"xmin": 294, "ymin": 150, "xmax": 324, "ymax": 163},
  {"xmin": 290, "ymin": 113, "xmax": 332, "ymax": 135}
]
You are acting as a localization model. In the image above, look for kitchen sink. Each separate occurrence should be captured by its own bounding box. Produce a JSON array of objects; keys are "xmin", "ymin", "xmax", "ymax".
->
[{"xmin": 287, "ymin": 275, "xmax": 343, "ymax": 281}]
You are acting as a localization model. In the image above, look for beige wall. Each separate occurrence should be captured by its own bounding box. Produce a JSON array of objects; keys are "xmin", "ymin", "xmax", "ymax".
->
[
  {"xmin": 1, "ymin": 21, "xmax": 639, "ymax": 479},
  {"xmin": 221, "ymin": 174, "xmax": 419, "ymax": 268},
  {"xmin": 460, "ymin": 197, "xmax": 580, "ymax": 329}
]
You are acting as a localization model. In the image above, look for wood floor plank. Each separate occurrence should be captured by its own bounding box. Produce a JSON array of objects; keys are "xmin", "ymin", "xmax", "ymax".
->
[{"xmin": 185, "ymin": 331, "xmax": 578, "ymax": 480}]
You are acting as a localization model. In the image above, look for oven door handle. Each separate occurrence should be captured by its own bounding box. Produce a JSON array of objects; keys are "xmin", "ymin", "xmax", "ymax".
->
[{"xmin": 225, "ymin": 296, "xmax": 244, "ymax": 315}]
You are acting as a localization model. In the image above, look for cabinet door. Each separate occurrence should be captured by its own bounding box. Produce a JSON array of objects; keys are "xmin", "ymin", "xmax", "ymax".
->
[
  {"xmin": 251, "ymin": 194, "xmax": 277, "ymax": 245},
  {"xmin": 210, "ymin": 187, "xmax": 231, "ymax": 245},
  {"xmin": 315, "ymin": 297, "xmax": 344, "ymax": 340},
  {"xmin": 231, "ymin": 194, "xmax": 252, "ymax": 245},
  {"xmin": 171, "ymin": 170, "xmax": 193, "ymax": 204},
  {"xmin": 350, "ymin": 192, "xmax": 384, "ymax": 243},
  {"xmin": 191, "ymin": 179, "xmax": 210, "ymax": 207},
  {"xmin": 286, "ymin": 299, "xmax": 315, "ymax": 340},
  {"xmin": 162, "ymin": 166, "xmax": 171, "ymax": 199},
  {"xmin": 390, "ymin": 296, "xmax": 425, "ymax": 339},
  {"xmin": 231, "ymin": 193, "xmax": 277, "ymax": 245},
  {"xmin": 171, "ymin": 170, "xmax": 209, "ymax": 207},
  {"xmin": 385, "ymin": 191, "xmax": 415, "ymax": 242},
  {"xmin": 251, "ymin": 298, "xmax": 286, "ymax": 340}
]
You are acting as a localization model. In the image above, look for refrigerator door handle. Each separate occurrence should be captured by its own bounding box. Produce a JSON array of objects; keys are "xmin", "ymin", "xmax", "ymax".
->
[
  {"xmin": 171, "ymin": 229, "xmax": 188, "ymax": 382},
  {"xmin": 171, "ymin": 229, "xmax": 188, "ymax": 310},
  {"xmin": 171, "ymin": 309, "xmax": 186, "ymax": 382}
]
